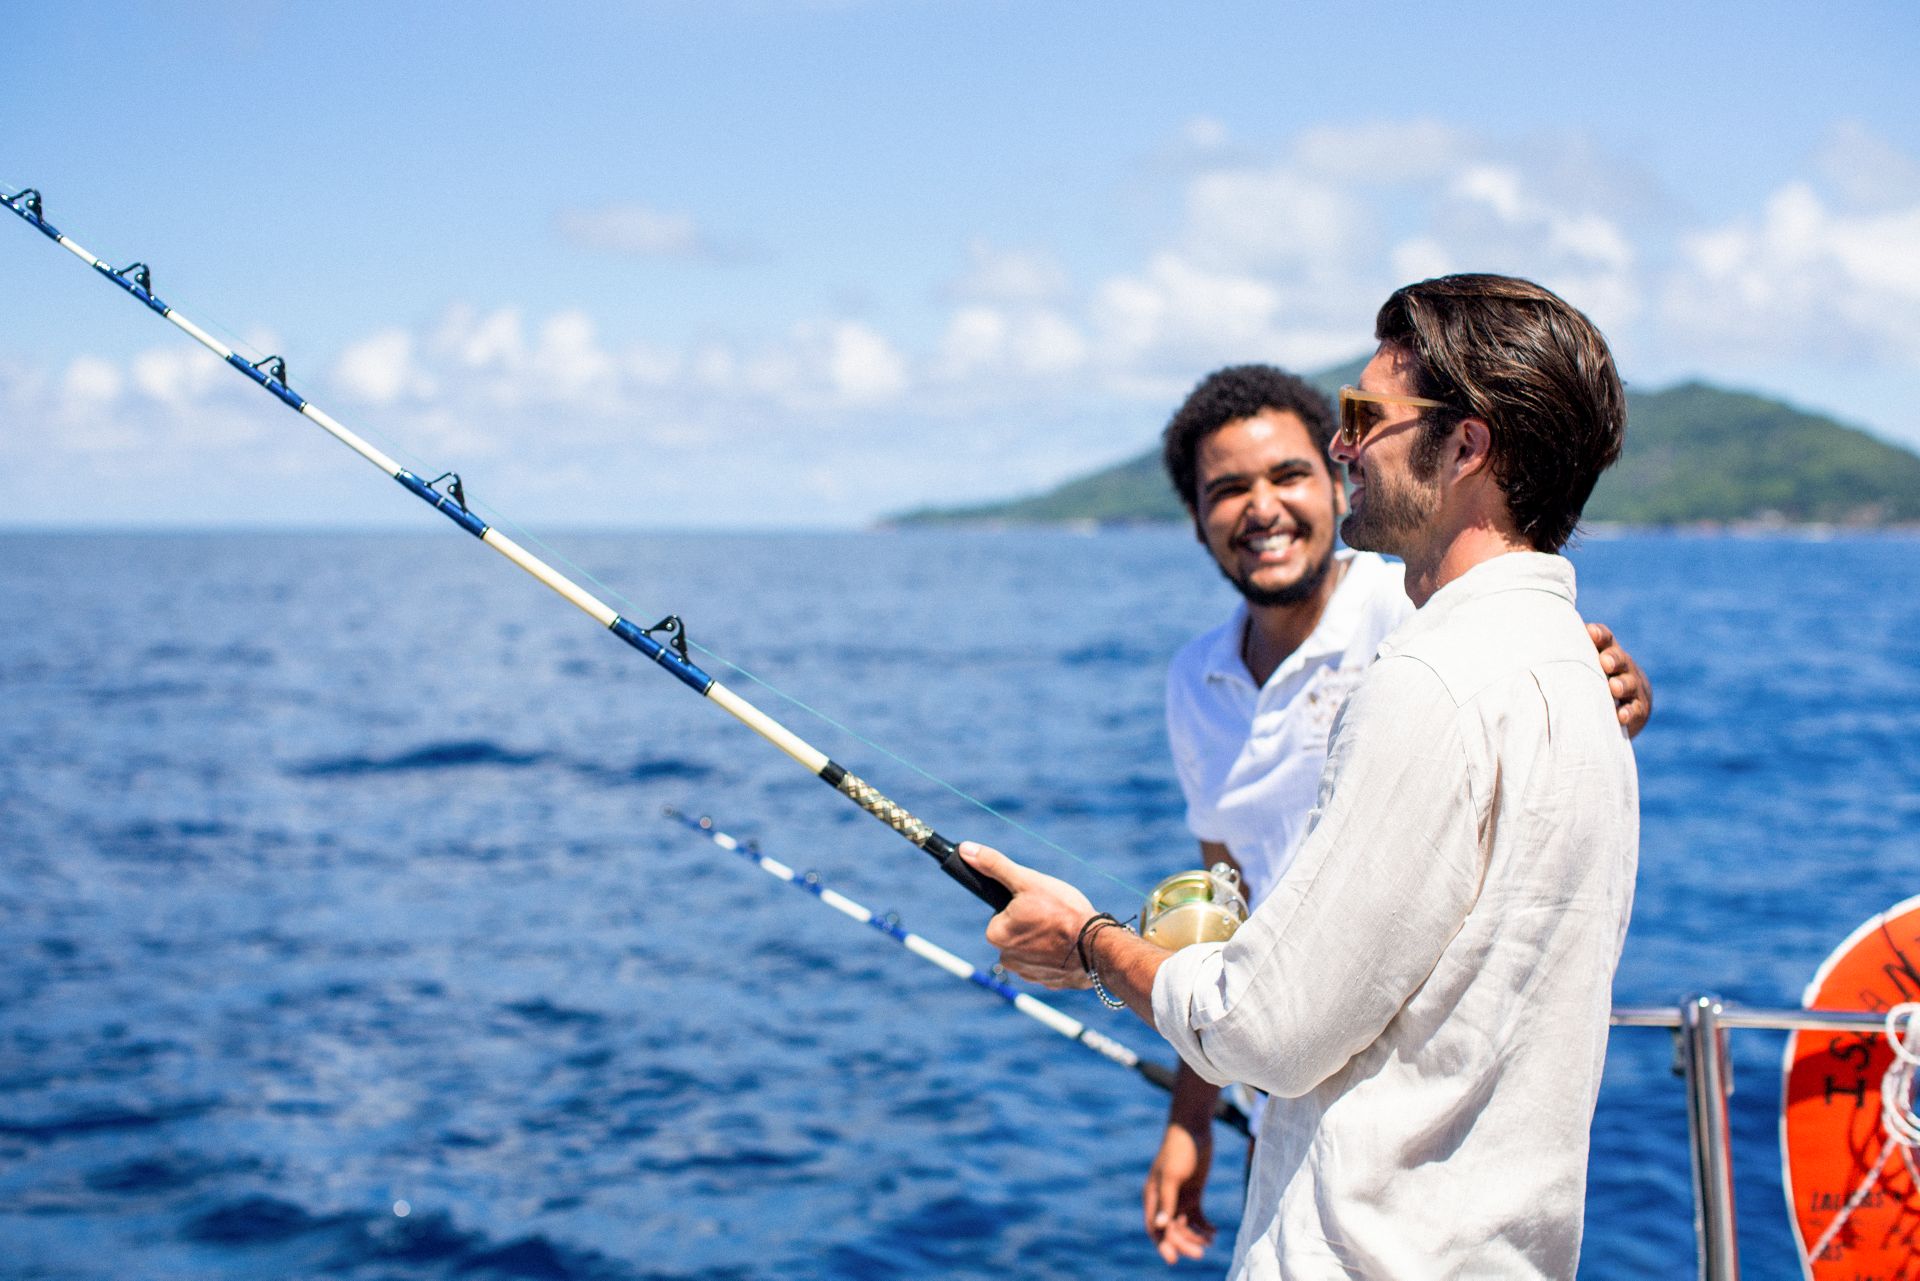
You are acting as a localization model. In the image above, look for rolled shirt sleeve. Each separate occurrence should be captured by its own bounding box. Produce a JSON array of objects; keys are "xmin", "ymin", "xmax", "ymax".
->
[{"xmin": 1152, "ymin": 655, "xmax": 1483, "ymax": 1099}]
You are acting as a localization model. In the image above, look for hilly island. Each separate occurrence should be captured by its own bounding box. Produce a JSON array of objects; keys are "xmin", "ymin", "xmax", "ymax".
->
[{"xmin": 894, "ymin": 368, "xmax": 1920, "ymax": 529}]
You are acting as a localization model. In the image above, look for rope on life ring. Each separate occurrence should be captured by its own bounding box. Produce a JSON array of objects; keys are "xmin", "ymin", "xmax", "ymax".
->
[{"xmin": 1805, "ymin": 1003, "xmax": 1920, "ymax": 1263}]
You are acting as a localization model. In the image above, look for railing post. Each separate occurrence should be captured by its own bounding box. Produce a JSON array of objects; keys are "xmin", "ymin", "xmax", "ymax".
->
[{"xmin": 1679, "ymin": 994, "xmax": 1740, "ymax": 1280}]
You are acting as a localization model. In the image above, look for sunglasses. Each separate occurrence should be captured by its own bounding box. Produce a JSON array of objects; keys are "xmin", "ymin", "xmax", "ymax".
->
[{"xmin": 1337, "ymin": 385, "xmax": 1451, "ymax": 449}]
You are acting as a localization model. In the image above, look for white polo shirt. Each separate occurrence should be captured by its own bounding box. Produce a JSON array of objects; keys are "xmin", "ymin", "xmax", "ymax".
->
[{"xmin": 1165, "ymin": 550, "xmax": 1411, "ymax": 908}]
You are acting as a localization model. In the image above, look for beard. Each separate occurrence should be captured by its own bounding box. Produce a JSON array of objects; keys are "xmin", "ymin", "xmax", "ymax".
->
[
  {"xmin": 1341, "ymin": 446, "xmax": 1444, "ymax": 556},
  {"xmin": 1219, "ymin": 537, "xmax": 1335, "ymax": 608}
]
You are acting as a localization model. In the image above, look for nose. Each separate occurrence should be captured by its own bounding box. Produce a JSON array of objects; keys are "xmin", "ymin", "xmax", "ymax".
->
[
  {"xmin": 1245, "ymin": 478, "xmax": 1283, "ymax": 520},
  {"xmin": 1328, "ymin": 432, "xmax": 1358, "ymax": 467}
]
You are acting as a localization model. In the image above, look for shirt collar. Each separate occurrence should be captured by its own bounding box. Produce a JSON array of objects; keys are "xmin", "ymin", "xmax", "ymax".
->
[
  {"xmin": 1300, "ymin": 550, "xmax": 1372, "ymax": 663},
  {"xmin": 1201, "ymin": 600, "xmax": 1253, "ymax": 685},
  {"xmin": 1378, "ymin": 551, "xmax": 1577, "ymax": 658},
  {"xmin": 1202, "ymin": 549, "xmax": 1368, "ymax": 687}
]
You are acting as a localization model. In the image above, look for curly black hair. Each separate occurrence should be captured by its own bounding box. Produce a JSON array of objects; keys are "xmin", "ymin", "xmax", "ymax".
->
[{"xmin": 1160, "ymin": 365, "xmax": 1337, "ymax": 513}]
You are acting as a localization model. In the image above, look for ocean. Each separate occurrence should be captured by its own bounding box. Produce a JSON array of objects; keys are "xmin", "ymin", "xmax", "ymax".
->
[{"xmin": 2, "ymin": 527, "xmax": 1916, "ymax": 1278}]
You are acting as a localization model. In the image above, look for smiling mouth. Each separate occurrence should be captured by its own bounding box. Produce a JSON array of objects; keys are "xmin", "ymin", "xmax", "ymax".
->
[{"xmin": 1240, "ymin": 530, "xmax": 1298, "ymax": 560}]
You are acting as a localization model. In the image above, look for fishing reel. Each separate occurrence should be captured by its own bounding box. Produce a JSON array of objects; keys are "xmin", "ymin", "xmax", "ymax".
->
[{"xmin": 1140, "ymin": 862, "xmax": 1248, "ymax": 950}]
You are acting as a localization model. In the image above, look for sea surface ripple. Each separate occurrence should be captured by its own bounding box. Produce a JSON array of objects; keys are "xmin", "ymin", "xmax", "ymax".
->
[{"xmin": 1, "ymin": 528, "xmax": 1915, "ymax": 1278}]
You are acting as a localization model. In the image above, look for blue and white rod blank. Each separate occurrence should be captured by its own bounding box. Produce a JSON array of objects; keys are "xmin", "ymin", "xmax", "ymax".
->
[
  {"xmin": 4, "ymin": 187, "xmax": 1009, "ymax": 911},
  {"xmin": 662, "ymin": 807, "xmax": 1251, "ymax": 1136}
]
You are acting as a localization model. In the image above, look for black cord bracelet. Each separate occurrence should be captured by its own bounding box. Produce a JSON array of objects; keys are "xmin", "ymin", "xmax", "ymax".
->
[{"xmin": 1075, "ymin": 912, "xmax": 1121, "ymax": 972}]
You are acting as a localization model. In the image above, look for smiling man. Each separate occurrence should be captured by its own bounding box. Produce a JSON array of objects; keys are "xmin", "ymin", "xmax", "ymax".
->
[{"xmin": 968, "ymin": 275, "xmax": 1642, "ymax": 1279}]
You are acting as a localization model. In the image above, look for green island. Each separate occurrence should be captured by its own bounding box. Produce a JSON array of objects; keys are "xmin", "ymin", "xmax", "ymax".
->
[{"xmin": 893, "ymin": 362, "xmax": 1920, "ymax": 530}]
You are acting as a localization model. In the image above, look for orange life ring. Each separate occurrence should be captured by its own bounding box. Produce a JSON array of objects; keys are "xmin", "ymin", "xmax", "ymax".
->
[{"xmin": 1782, "ymin": 894, "xmax": 1920, "ymax": 1279}]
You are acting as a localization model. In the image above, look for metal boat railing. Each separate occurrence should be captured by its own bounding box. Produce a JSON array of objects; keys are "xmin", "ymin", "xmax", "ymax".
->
[{"xmin": 1610, "ymin": 997, "xmax": 1888, "ymax": 1281}]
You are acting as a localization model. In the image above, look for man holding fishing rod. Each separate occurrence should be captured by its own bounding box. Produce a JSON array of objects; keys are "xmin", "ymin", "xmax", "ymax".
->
[
  {"xmin": 1136, "ymin": 362, "xmax": 1650, "ymax": 1265},
  {"xmin": 966, "ymin": 273, "xmax": 1642, "ymax": 1279}
]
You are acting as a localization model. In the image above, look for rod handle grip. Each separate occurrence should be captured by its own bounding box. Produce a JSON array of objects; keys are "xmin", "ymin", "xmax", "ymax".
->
[{"xmin": 926, "ymin": 834, "xmax": 1014, "ymax": 912}]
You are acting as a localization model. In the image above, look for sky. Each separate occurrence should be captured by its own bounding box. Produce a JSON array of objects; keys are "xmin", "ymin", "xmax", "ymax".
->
[{"xmin": 3, "ymin": 0, "xmax": 1917, "ymax": 528}]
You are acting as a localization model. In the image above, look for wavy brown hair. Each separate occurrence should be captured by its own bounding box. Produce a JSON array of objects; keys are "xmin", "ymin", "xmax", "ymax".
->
[{"xmin": 1375, "ymin": 274, "xmax": 1625, "ymax": 552}]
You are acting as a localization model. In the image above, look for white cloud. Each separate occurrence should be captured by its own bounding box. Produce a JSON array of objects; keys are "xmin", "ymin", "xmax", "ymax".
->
[
  {"xmin": 534, "ymin": 311, "xmax": 617, "ymax": 402},
  {"xmin": 1086, "ymin": 253, "xmax": 1363, "ymax": 378},
  {"xmin": 1183, "ymin": 166, "xmax": 1369, "ymax": 273},
  {"xmin": 1019, "ymin": 312, "xmax": 1089, "ymax": 376},
  {"xmin": 936, "ymin": 305, "xmax": 1008, "ymax": 376},
  {"xmin": 1071, "ymin": 122, "xmax": 1656, "ymax": 379},
  {"xmin": 1095, "ymin": 254, "xmax": 1283, "ymax": 361},
  {"xmin": 1389, "ymin": 236, "xmax": 1454, "ymax": 283},
  {"xmin": 130, "ymin": 344, "xmax": 228, "ymax": 406},
  {"xmin": 667, "ymin": 320, "xmax": 913, "ymax": 411},
  {"xmin": 1548, "ymin": 213, "xmax": 1633, "ymax": 271},
  {"xmin": 1, "ymin": 342, "xmax": 277, "ymax": 468},
  {"xmin": 1453, "ymin": 165, "xmax": 1526, "ymax": 223},
  {"xmin": 1426, "ymin": 162, "xmax": 1643, "ymax": 333},
  {"xmin": 47, "ymin": 357, "xmax": 141, "ymax": 452},
  {"xmin": 1447, "ymin": 164, "xmax": 1634, "ymax": 273},
  {"xmin": 555, "ymin": 203, "xmax": 710, "ymax": 259},
  {"xmin": 949, "ymin": 238, "xmax": 1070, "ymax": 303},
  {"xmin": 352, "ymin": 304, "xmax": 917, "ymax": 423},
  {"xmin": 433, "ymin": 304, "xmax": 526, "ymax": 370},
  {"xmin": 826, "ymin": 321, "xmax": 910, "ymax": 404},
  {"xmin": 1291, "ymin": 120, "xmax": 1470, "ymax": 185},
  {"xmin": 1663, "ymin": 181, "xmax": 1920, "ymax": 365},
  {"xmin": 63, "ymin": 356, "xmax": 123, "ymax": 404},
  {"xmin": 624, "ymin": 342, "xmax": 683, "ymax": 388},
  {"xmin": 1815, "ymin": 121, "xmax": 1920, "ymax": 211},
  {"xmin": 13, "ymin": 117, "xmax": 1920, "ymax": 528},
  {"xmin": 933, "ymin": 304, "xmax": 1088, "ymax": 383},
  {"xmin": 1183, "ymin": 116, "xmax": 1228, "ymax": 151},
  {"xmin": 334, "ymin": 329, "xmax": 436, "ymax": 404}
]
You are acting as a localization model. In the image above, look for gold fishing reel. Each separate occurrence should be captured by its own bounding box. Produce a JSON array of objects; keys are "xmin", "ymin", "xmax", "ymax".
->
[{"xmin": 1140, "ymin": 862, "xmax": 1248, "ymax": 950}]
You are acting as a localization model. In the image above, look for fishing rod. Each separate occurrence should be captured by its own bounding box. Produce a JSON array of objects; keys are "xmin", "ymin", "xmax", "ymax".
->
[
  {"xmin": 3, "ymin": 185, "xmax": 1011, "ymax": 911},
  {"xmin": 661, "ymin": 806, "xmax": 1251, "ymax": 1138}
]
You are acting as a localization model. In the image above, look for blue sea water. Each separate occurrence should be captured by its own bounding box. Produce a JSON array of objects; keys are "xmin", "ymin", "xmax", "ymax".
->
[{"xmin": 1, "ymin": 527, "xmax": 1916, "ymax": 1279}]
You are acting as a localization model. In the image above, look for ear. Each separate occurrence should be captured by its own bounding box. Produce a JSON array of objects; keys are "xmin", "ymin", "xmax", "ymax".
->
[
  {"xmin": 1330, "ymin": 462, "xmax": 1349, "ymax": 518},
  {"xmin": 1453, "ymin": 417, "xmax": 1495, "ymax": 481}
]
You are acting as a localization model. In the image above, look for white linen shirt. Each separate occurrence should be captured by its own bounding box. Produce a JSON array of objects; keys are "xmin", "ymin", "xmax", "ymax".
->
[
  {"xmin": 1166, "ymin": 550, "xmax": 1412, "ymax": 907},
  {"xmin": 1151, "ymin": 552, "xmax": 1639, "ymax": 1280}
]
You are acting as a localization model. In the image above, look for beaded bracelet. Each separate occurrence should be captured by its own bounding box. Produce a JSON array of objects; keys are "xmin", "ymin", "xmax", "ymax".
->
[{"xmin": 1075, "ymin": 912, "xmax": 1132, "ymax": 1009}]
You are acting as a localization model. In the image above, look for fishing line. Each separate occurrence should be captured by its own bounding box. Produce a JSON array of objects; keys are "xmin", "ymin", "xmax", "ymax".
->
[
  {"xmin": 466, "ymin": 502, "xmax": 1148, "ymax": 900},
  {"xmin": 688, "ymin": 650, "xmax": 1149, "ymax": 897},
  {"xmin": 4, "ymin": 184, "xmax": 1152, "ymax": 907}
]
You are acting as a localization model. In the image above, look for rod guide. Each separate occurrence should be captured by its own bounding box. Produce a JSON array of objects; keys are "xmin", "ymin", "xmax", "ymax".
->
[
  {"xmin": 2, "ymin": 189, "xmax": 42, "ymax": 221},
  {"xmin": 641, "ymin": 615, "xmax": 692, "ymax": 664},
  {"xmin": 425, "ymin": 472, "xmax": 469, "ymax": 512}
]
